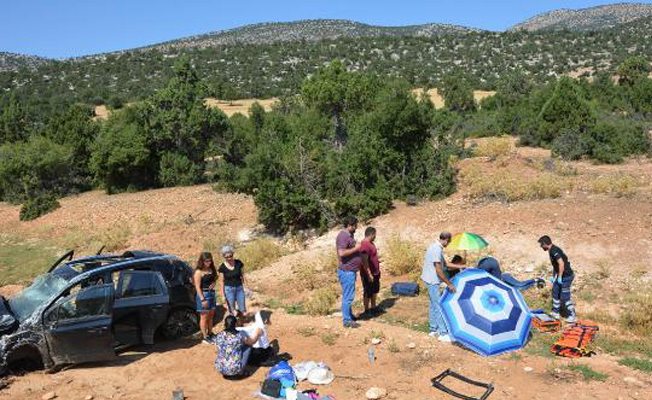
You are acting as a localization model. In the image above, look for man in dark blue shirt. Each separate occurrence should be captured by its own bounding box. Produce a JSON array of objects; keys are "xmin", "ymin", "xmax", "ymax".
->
[
  {"xmin": 449, "ymin": 255, "xmax": 502, "ymax": 279},
  {"xmin": 538, "ymin": 235, "xmax": 576, "ymax": 323}
]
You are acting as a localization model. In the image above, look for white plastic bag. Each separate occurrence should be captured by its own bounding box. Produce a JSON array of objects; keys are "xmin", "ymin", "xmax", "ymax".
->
[{"xmin": 292, "ymin": 361, "xmax": 319, "ymax": 381}]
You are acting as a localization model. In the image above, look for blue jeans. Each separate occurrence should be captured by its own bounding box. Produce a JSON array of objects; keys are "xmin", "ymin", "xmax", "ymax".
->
[
  {"xmin": 338, "ymin": 269, "xmax": 357, "ymax": 325},
  {"xmin": 426, "ymin": 282, "xmax": 448, "ymax": 335},
  {"xmin": 225, "ymin": 285, "xmax": 246, "ymax": 314}
]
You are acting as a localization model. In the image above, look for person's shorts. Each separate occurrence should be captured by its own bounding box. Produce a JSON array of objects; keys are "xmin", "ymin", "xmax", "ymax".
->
[
  {"xmin": 361, "ymin": 274, "xmax": 380, "ymax": 298},
  {"xmin": 196, "ymin": 289, "xmax": 216, "ymax": 312}
]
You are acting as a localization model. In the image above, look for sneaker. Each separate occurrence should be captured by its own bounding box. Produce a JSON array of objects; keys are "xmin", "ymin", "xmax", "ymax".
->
[
  {"xmin": 438, "ymin": 334, "xmax": 453, "ymax": 343},
  {"xmin": 343, "ymin": 321, "xmax": 360, "ymax": 329},
  {"xmin": 202, "ymin": 337, "xmax": 214, "ymax": 345},
  {"xmin": 550, "ymin": 311, "xmax": 561, "ymax": 320},
  {"xmin": 428, "ymin": 332, "xmax": 439, "ymax": 338}
]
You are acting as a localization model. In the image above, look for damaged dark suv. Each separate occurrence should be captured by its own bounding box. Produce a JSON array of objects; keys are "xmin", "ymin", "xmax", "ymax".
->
[{"xmin": 0, "ymin": 250, "xmax": 198, "ymax": 375}]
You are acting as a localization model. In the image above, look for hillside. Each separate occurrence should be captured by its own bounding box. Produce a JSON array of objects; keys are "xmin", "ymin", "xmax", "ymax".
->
[
  {"xmin": 4, "ymin": 17, "xmax": 652, "ymax": 119},
  {"xmin": 0, "ymin": 52, "xmax": 50, "ymax": 72},
  {"xmin": 150, "ymin": 19, "xmax": 481, "ymax": 51},
  {"xmin": 1, "ymin": 141, "xmax": 651, "ymax": 398},
  {"xmin": 511, "ymin": 2, "xmax": 652, "ymax": 31}
]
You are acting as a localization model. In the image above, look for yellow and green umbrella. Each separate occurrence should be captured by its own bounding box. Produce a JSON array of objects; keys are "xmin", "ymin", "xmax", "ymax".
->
[{"xmin": 448, "ymin": 232, "xmax": 489, "ymax": 251}]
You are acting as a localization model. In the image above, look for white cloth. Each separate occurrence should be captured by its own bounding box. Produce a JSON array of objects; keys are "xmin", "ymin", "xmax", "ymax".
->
[{"xmin": 236, "ymin": 311, "xmax": 270, "ymax": 349}]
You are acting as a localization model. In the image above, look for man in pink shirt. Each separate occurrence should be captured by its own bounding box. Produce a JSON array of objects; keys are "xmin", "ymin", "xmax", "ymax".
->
[{"xmin": 360, "ymin": 227, "xmax": 380, "ymax": 316}]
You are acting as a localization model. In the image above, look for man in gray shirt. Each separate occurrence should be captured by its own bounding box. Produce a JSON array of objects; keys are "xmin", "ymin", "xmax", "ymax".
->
[{"xmin": 421, "ymin": 232, "xmax": 455, "ymax": 342}]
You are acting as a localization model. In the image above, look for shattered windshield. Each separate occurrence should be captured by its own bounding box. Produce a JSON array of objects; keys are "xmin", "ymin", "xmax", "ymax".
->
[{"xmin": 8, "ymin": 274, "xmax": 70, "ymax": 322}]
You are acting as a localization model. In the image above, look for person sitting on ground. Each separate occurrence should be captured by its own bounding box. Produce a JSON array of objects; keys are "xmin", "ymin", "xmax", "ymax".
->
[
  {"xmin": 449, "ymin": 255, "xmax": 502, "ymax": 279},
  {"xmin": 214, "ymin": 315, "xmax": 263, "ymax": 377}
]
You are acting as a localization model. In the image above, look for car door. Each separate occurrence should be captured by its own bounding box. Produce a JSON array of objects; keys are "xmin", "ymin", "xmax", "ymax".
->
[
  {"xmin": 44, "ymin": 283, "xmax": 116, "ymax": 365},
  {"xmin": 114, "ymin": 270, "xmax": 170, "ymax": 345}
]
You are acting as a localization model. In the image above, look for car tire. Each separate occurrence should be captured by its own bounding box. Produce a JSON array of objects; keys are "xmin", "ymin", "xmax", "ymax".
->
[{"xmin": 161, "ymin": 308, "xmax": 198, "ymax": 340}]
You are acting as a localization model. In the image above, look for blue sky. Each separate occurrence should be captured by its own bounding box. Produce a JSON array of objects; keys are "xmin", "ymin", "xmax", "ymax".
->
[{"xmin": 2, "ymin": 1, "xmax": 651, "ymax": 58}]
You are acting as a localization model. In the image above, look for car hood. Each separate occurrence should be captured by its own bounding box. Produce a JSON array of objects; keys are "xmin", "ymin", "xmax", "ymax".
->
[{"xmin": 0, "ymin": 297, "xmax": 17, "ymax": 335}]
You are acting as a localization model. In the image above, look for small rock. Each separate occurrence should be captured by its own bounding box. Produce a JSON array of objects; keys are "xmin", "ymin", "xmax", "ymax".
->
[
  {"xmin": 366, "ymin": 387, "xmax": 387, "ymax": 400},
  {"xmin": 524, "ymin": 367, "xmax": 534, "ymax": 372},
  {"xmin": 407, "ymin": 342, "xmax": 416, "ymax": 349},
  {"xmin": 371, "ymin": 338, "xmax": 382, "ymax": 345},
  {"xmin": 42, "ymin": 393, "xmax": 57, "ymax": 400},
  {"xmin": 623, "ymin": 376, "xmax": 644, "ymax": 387},
  {"xmin": 85, "ymin": 396, "xmax": 94, "ymax": 400}
]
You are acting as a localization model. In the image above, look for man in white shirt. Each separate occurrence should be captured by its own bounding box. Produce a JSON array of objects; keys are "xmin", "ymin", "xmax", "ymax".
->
[{"xmin": 421, "ymin": 232, "xmax": 455, "ymax": 342}]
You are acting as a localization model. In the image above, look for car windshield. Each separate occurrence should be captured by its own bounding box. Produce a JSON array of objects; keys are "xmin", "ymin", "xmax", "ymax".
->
[{"xmin": 8, "ymin": 274, "xmax": 70, "ymax": 322}]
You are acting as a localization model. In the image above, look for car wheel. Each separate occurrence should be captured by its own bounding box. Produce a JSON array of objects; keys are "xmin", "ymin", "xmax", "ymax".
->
[{"xmin": 161, "ymin": 308, "xmax": 198, "ymax": 340}]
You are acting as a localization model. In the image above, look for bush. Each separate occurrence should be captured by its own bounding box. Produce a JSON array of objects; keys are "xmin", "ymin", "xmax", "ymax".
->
[
  {"xmin": 462, "ymin": 167, "xmax": 566, "ymax": 202},
  {"xmin": 552, "ymin": 130, "xmax": 591, "ymax": 160},
  {"xmin": 158, "ymin": 152, "xmax": 204, "ymax": 187},
  {"xmin": 385, "ymin": 235, "xmax": 422, "ymax": 276},
  {"xmin": 293, "ymin": 253, "xmax": 338, "ymax": 292},
  {"xmin": 473, "ymin": 137, "xmax": 513, "ymax": 160},
  {"xmin": 620, "ymin": 289, "xmax": 652, "ymax": 337},
  {"xmin": 238, "ymin": 238, "xmax": 286, "ymax": 272},
  {"xmin": 588, "ymin": 174, "xmax": 639, "ymax": 197},
  {"xmin": 90, "ymin": 109, "xmax": 156, "ymax": 193},
  {"xmin": 0, "ymin": 135, "xmax": 76, "ymax": 204},
  {"xmin": 19, "ymin": 194, "xmax": 60, "ymax": 221},
  {"xmin": 305, "ymin": 286, "xmax": 338, "ymax": 316}
]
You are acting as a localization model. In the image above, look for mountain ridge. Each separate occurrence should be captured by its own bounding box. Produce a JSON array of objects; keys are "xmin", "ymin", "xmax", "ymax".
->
[{"xmin": 510, "ymin": 2, "xmax": 652, "ymax": 31}]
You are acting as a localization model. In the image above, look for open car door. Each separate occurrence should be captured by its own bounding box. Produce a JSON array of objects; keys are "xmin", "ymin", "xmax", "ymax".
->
[{"xmin": 44, "ymin": 283, "xmax": 116, "ymax": 365}]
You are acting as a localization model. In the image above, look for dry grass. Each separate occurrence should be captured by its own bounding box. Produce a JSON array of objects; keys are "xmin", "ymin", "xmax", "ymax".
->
[
  {"xmin": 387, "ymin": 339, "xmax": 400, "ymax": 353},
  {"xmin": 462, "ymin": 165, "xmax": 568, "ymax": 203},
  {"xmin": 305, "ymin": 285, "xmax": 338, "ymax": 316},
  {"xmin": 293, "ymin": 253, "xmax": 339, "ymax": 291},
  {"xmin": 321, "ymin": 332, "xmax": 339, "ymax": 346},
  {"xmin": 537, "ymin": 158, "xmax": 578, "ymax": 176},
  {"xmin": 619, "ymin": 287, "xmax": 652, "ymax": 337},
  {"xmin": 238, "ymin": 238, "xmax": 287, "ymax": 272},
  {"xmin": 204, "ymin": 98, "xmax": 276, "ymax": 117},
  {"xmin": 473, "ymin": 137, "xmax": 514, "ymax": 160},
  {"xmin": 412, "ymin": 88, "xmax": 496, "ymax": 109},
  {"xmin": 99, "ymin": 224, "xmax": 132, "ymax": 252},
  {"xmin": 384, "ymin": 235, "xmax": 422, "ymax": 276},
  {"xmin": 588, "ymin": 174, "xmax": 640, "ymax": 198}
]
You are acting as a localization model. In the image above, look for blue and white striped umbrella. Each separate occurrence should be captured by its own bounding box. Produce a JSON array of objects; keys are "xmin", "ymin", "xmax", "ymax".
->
[{"xmin": 440, "ymin": 268, "xmax": 531, "ymax": 357}]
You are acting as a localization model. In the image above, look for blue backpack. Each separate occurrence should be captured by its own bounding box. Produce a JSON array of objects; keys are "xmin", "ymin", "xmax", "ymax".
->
[{"xmin": 268, "ymin": 361, "xmax": 296, "ymax": 398}]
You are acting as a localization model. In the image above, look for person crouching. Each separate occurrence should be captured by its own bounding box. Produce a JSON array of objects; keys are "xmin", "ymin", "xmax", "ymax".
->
[{"xmin": 214, "ymin": 315, "xmax": 263, "ymax": 377}]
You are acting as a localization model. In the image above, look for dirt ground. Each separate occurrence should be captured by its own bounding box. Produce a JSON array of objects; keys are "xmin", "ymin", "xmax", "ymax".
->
[{"xmin": 1, "ymin": 143, "xmax": 651, "ymax": 399}]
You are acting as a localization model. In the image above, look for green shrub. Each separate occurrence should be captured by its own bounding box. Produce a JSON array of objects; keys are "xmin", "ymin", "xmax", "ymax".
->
[
  {"xmin": 90, "ymin": 108, "xmax": 156, "ymax": 193},
  {"xmin": 158, "ymin": 152, "xmax": 204, "ymax": 187},
  {"xmin": 552, "ymin": 130, "xmax": 591, "ymax": 160},
  {"xmin": 0, "ymin": 135, "xmax": 76, "ymax": 204},
  {"xmin": 19, "ymin": 194, "xmax": 60, "ymax": 221}
]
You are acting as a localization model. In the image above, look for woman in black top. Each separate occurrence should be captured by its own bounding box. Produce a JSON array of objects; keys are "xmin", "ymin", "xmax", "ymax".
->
[
  {"xmin": 219, "ymin": 245, "xmax": 247, "ymax": 316},
  {"xmin": 193, "ymin": 252, "xmax": 218, "ymax": 344}
]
